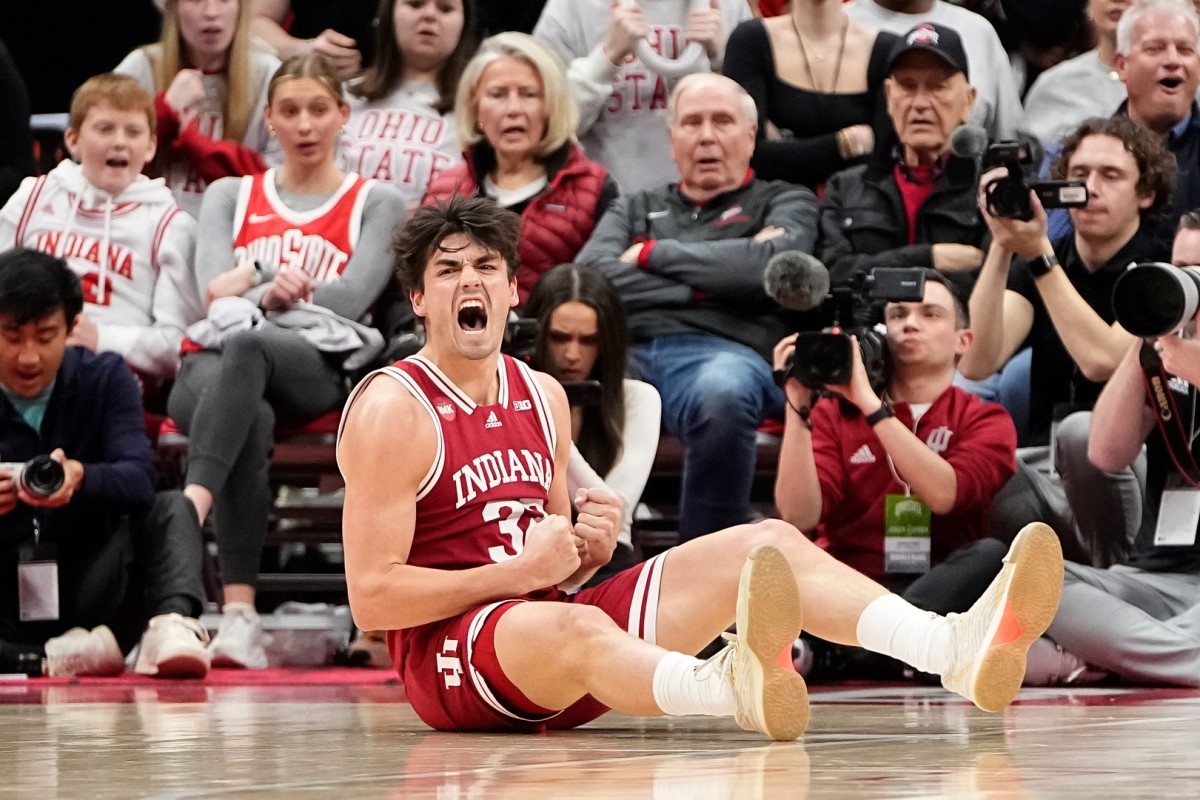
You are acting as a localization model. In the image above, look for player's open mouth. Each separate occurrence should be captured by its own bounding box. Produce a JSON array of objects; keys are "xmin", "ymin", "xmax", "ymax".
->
[
  {"xmin": 457, "ymin": 299, "xmax": 487, "ymax": 333},
  {"xmin": 105, "ymin": 157, "xmax": 129, "ymax": 168},
  {"xmin": 1160, "ymin": 77, "xmax": 1184, "ymax": 90}
]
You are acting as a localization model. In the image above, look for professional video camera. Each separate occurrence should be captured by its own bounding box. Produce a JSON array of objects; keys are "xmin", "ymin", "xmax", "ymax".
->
[
  {"xmin": 1112, "ymin": 262, "xmax": 1200, "ymax": 336},
  {"xmin": 0, "ymin": 455, "xmax": 65, "ymax": 498},
  {"xmin": 981, "ymin": 141, "xmax": 1088, "ymax": 221},
  {"xmin": 763, "ymin": 251, "xmax": 925, "ymax": 391}
]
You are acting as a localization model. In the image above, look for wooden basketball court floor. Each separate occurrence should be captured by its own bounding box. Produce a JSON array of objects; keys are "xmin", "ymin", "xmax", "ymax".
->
[{"xmin": 4, "ymin": 680, "xmax": 1200, "ymax": 798}]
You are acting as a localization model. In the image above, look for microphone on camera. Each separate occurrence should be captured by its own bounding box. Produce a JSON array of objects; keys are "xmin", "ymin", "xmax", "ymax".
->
[
  {"xmin": 949, "ymin": 124, "xmax": 990, "ymax": 160},
  {"xmin": 763, "ymin": 250, "xmax": 831, "ymax": 312}
]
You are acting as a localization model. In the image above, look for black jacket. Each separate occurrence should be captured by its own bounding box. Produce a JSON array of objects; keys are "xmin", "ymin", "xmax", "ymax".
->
[
  {"xmin": 577, "ymin": 175, "xmax": 820, "ymax": 361},
  {"xmin": 0, "ymin": 347, "xmax": 155, "ymax": 552},
  {"xmin": 818, "ymin": 150, "xmax": 986, "ymax": 297}
]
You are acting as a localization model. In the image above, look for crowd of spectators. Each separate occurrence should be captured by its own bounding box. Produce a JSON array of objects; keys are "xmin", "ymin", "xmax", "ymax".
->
[{"xmin": 2, "ymin": 0, "xmax": 1200, "ymax": 692}]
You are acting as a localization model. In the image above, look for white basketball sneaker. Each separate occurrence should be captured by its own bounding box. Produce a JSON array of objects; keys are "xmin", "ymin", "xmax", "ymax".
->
[
  {"xmin": 941, "ymin": 523, "xmax": 1064, "ymax": 712},
  {"xmin": 44, "ymin": 626, "xmax": 125, "ymax": 677},
  {"xmin": 698, "ymin": 545, "xmax": 809, "ymax": 740},
  {"xmin": 209, "ymin": 602, "xmax": 269, "ymax": 670},
  {"xmin": 134, "ymin": 614, "xmax": 211, "ymax": 679}
]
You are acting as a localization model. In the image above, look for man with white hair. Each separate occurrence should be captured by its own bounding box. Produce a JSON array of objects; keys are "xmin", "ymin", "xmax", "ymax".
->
[
  {"xmin": 1115, "ymin": 0, "xmax": 1200, "ymax": 228},
  {"xmin": 534, "ymin": 0, "xmax": 752, "ymax": 193},
  {"xmin": 577, "ymin": 72, "xmax": 819, "ymax": 542}
]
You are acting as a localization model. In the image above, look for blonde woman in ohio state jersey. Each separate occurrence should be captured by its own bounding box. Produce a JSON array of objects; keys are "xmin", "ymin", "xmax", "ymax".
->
[
  {"xmin": 167, "ymin": 53, "xmax": 404, "ymax": 669},
  {"xmin": 115, "ymin": 0, "xmax": 282, "ymax": 219}
]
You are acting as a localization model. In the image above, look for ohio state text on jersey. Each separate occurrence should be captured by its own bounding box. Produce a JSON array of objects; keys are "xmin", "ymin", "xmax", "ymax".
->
[{"xmin": 231, "ymin": 169, "xmax": 373, "ymax": 283}]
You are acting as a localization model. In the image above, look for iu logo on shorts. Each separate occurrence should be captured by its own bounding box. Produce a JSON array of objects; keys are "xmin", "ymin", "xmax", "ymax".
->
[{"xmin": 437, "ymin": 637, "xmax": 464, "ymax": 688}]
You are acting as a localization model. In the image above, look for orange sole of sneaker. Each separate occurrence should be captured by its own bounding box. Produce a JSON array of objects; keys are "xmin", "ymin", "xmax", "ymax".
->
[
  {"xmin": 740, "ymin": 545, "xmax": 810, "ymax": 741},
  {"xmin": 971, "ymin": 522, "xmax": 1065, "ymax": 712}
]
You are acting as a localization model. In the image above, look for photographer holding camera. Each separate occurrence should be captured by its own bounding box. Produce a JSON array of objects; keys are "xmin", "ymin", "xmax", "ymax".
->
[
  {"xmin": 774, "ymin": 271, "xmax": 1016, "ymax": 616},
  {"xmin": 1022, "ymin": 214, "xmax": 1200, "ymax": 687},
  {"xmin": 0, "ymin": 249, "xmax": 208, "ymax": 679},
  {"xmin": 961, "ymin": 115, "xmax": 1175, "ymax": 567}
]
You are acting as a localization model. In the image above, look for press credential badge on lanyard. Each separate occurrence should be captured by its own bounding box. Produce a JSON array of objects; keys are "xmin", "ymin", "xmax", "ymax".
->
[
  {"xmin": 1141, "ymin": 339, "xmax": 1200, "ymax": 547},
  {"xmin": 883, "ymin": 419, "xmax": 931, "ymax": 573},
  {"xmin": 17, "ymin": 515, "xmax": 59, "ymax": 622}
]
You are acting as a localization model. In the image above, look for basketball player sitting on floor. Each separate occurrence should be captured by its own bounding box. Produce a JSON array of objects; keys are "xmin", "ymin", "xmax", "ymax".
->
[{"xmin": 336, "ymin": 196, "xmax": 1065, "ymax": 739}]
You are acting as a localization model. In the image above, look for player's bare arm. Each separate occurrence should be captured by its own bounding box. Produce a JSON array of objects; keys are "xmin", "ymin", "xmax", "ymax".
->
[{"xmin": 341, "ymin": 375, "xmax": 568, "ymax": 631}]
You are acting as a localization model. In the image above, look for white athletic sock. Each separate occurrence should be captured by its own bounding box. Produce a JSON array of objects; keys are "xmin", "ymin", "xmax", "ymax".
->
[
  {"xmin": 855, "ymin": 593, "xmax": 953, "ymax": 676},
  {"xmin": 651, "ymin": 650, "xmax": 738, "ymax": 718}
]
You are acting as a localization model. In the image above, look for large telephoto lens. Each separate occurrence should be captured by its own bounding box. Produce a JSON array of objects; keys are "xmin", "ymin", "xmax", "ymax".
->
[{"xmin": 1113, "ymin": 263, "xmax": 1200, "ymax": 337}]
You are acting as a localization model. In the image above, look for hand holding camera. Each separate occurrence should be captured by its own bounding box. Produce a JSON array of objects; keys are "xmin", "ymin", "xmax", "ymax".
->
[
  {"xmin": 0, "ymin": 450, "xmax": 83, "ymax": 511},
  {"xmin": 820, "ymin": 336, "xmax": 882, "ymax": 410},
  {"xmin": 977, "ymin": 166, "xmax": 1053, "ymax": 260},
  {"xmin": 773, "ymin": 333, "xmax": 814, "ymax": 411}
]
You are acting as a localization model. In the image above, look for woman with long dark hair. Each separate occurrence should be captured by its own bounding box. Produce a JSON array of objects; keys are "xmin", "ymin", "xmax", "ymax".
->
[
  {"xmin": 723, "ymin": 0, "xmax": 894, "ymax": 189},
  {"xmin": 525, "ymin": 263, "xmax": 660, "ymax": 577},
  {"xmin": 339, "ymin": 0, "xmax": 480, "ymax": 209}
]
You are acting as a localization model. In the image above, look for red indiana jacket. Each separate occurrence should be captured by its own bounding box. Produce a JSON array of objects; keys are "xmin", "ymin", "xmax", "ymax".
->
[{"xmin": 811, "ymin": 385, "xmax": 1016, "ymax": 580}]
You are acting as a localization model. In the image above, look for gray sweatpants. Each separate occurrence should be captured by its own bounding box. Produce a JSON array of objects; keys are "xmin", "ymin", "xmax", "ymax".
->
[
  {"xmin": 988, "ymin": 411, "xmax": 1146, "ymax": 567},
  {"xmin": 1047, "ymin": 561, "xmax": 1200, "ymax": 686},
  {"xmin": 167, "ymin": 326, "xmax": 347, "ymax": 587}
]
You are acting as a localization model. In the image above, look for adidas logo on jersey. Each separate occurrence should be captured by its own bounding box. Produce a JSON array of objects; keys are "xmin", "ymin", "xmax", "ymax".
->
[
  {"xmin": 513, "ymin": 400, "xmax": 532, "ymax": 411},
  {"xmin": 485, "ymin": 410, "xmax": 503, "ymax": 429},
  {"xmin": 849, "ymin": 444, "xmax": 876, "ymax": 465}
]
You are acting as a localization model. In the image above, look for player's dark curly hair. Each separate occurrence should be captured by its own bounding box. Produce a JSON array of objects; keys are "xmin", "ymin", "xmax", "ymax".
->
[
  {"xmin": 1053, "ymin": 116, "xmax": 1176, "ymax": 220},
  {"xmin": 392, "ymin": 196, "xmax": 521, "ymax": 291}
]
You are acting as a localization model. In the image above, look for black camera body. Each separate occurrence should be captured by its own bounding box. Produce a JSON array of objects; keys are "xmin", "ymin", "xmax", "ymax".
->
[
  {"xmin": 502, "ymin": 317, "xmax": 539, "ymax": 363},
  {"xmin": 983, "ymin": 141, "xmax": 1088, "ymax": 221},
  {"xmin": 787, "ymin": 268, "xmax": 926, "ymax": 391},
  {"xmin": 0, "ymin": 455, "xmax": 65, "ymax": 498}
]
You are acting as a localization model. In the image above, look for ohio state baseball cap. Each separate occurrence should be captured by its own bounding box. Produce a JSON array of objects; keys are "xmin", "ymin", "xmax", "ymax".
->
[{"xmin": 887, "ymin": 23, "xmax": 969, "ymax": 79}]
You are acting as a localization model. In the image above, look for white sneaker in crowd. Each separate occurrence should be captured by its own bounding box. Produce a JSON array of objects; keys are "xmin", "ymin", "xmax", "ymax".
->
[
  {"xmin": 1023, "ymin": 636, "xmax": 1108, "ymax": 686},
  {"xmin": 209, "ymin": 602, "xmax": 269, "ymax": 669},
  {"xmin": 941, "ymin": 522, "xmax": 1065, "ymax": 712},
  {"xmin": 134, "ymin": 613, "xmax": 211, "ymax": 679},
  {"xmin": 697, "ymin": 544, "xmax": 809, "ymax": 741},
  {"xmin": 44, "ymin": 626, "xmax": 125, "ymax": 677}
]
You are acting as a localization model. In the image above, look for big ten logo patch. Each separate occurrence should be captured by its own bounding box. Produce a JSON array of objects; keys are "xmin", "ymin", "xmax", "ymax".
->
[{"xmin": 437, "ymin": 637, "xmax": 464, "ymax": 689}]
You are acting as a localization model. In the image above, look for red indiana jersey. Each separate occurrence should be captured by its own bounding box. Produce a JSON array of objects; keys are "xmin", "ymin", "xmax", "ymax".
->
[
  {"xmin": 341, "ymin": 353, "xmax": 560, "ymax": 589},
  {"xmin": 231, "ymin": 169, "xmax": 373, "ymax": 283}
]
